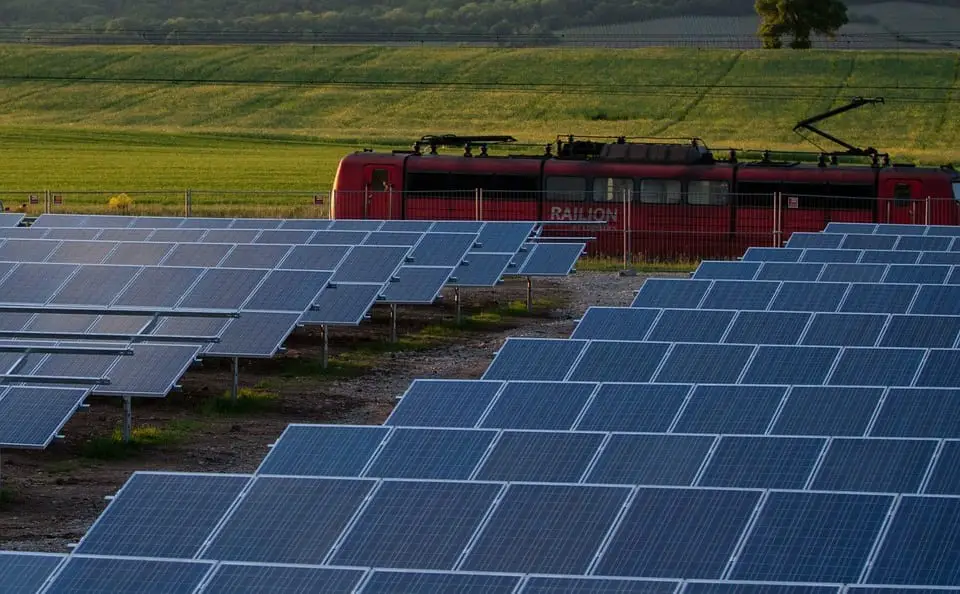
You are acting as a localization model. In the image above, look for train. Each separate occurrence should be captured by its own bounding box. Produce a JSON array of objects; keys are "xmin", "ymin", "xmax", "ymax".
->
[{"xmin": 330, "ymin": 98, "xmax": 960, "ymax": 259}]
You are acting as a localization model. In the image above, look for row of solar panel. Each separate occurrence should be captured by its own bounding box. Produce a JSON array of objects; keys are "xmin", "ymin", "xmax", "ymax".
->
[
  {"xmin": 696, "ymin": 260, "xmax": 960, "ymax": 283},
  {"xmin": 384, "ymin": 379, "xmax": 960, "ymax": 439},
  {"xmin": 30, "ymin": 214, "xmax": 463, "ymax": 231},
  {"xmin": 65, "ymin": 471, "xmax": 960, "ymax": 585},
  {"xmin": 631, "ymin": 278, "xmax": 960, "ymax": 315},
  {"xmin": 787, "ymin": 231, "xmax": 960, "ymax": 251},
  {"xmin": 0, "ymin": 213, "xmax": 23, "ymax": 227},
  {"xmin": 824, "ymin": 221, "xmax": 960, "ymax": 236},
  {"xmin": 743, "ymin": 246, "xmax": 960, "ymax": 265},
  {"xmin": 252, "ymin": 423, "xmax": 960, "ymax": 494},
  {"xmin": 481, "ymin": 337, "xmax": 960, "ymax": 387},
  {"xmin": 573, "ymin": 307, "xmax": 960, "ymax": 348},
  {"xmin": 4, "ymin": 552, "xmax": 928, "ymax": 594}
]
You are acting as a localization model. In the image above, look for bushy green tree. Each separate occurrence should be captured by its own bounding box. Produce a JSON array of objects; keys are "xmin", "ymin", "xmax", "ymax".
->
[{"xmin": 755, "ymin": 0, "xmax": 849, "ymax": 48}]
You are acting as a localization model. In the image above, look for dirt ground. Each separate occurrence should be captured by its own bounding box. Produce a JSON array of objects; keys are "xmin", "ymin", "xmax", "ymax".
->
[{"xmin": 0, "ymin": 270, "xmax": 656, "ymax": 552}]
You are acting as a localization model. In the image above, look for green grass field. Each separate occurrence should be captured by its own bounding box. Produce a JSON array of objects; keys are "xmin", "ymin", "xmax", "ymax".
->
[{"xmin": 0, "ymin": 44, "xmax": 957, "ymax": 216}]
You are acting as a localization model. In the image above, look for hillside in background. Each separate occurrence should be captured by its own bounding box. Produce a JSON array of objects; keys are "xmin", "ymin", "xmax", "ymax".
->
[
  {"xmin": 0, "ymin": 0, "xmax": 956, "ymax": 41},
  {"xmin": 0, "ymin": 45, "xmax": 957, "ymax": 166}
]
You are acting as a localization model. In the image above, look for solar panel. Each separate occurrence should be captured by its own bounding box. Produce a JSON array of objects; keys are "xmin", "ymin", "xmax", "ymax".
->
[
  {"xmin": 683, "ymin": 583, "xmax": 840, "ymax": 594},
  {"xmin": 924, "ymin": 440, "xmax": 960, "ymax": 495},
  {"xmin": 0, "ymin": 226, "xmax": 45, "ymax": 239},
  {"xmin": 841, "ymin": 284, "xmax": 918, "ymax": 314},
  {"xmin": 646, "ymin": 309, "xmax": 735, "ymax": 343},
  {"xmin": 279, "ymin": 245, "xmax": 351, "ymax": 271},
  {"xmin": 596, "ymin": 487, "xmax": 761, "ymax": 578},
  {"xmin": 202, "ymin": 476, "xmax": 375, "ymax": 564},
  {"xmin": 279, "ymin": 218, "xmax": 333, "ymax": 230},
  {"xmin": 786, "ymin": 233, "xmax": 844, "ymax": 249},
  {"xmin": 0, "ymin": 238, "xmax": 58, "ymax": 262},
  {"xmin": 571, "ymin": 307, "xmax": 660, "ymax": 341},
  {"xmin": 769, "ymin": 282, "xmax": 847, "ymax": 312},
  {"xmin": 0, "ymin": 213, "xmax": 24, "ymax": 227},
  {"xmin": 31, "ymin": 214, "xmax": 88, "ymax": 227},
  {"xmin": 810, "ymin": 437, "xmax": 936, "ymax": 493},
  {"xmin": 301, "ymin": 282, "xmax": 383, "ymax": 325},
  {"xmin": 818, "ymin": 263, "xmax": 886, "ymax": 283},
  {"xmin": 871, "ymin": 388, "xmax": 960, "ymax": 439},
  {"xmin": 449, "ymin": 253, "xmax": 514, "ymax": 287},
  {"xmin": 770, "ymin": 386, "xmax": 884, "ymax": 437},
  {"xmin": 243, "ymin": 269, "xmax": 331, "ymax": 311},
  {"xmin": 179, "ymin": 268, "xmax": 268, "ymax": 309},
  {"xmin": 631, "ymin": 278, "xmax": 712, "ymax": 309},
  {"xmin": 96, "ymin": 228, "xmax": 154, "ymax": 241},
  {"xmin": 479, "ymin": 381, "xmax": 596, "ymax": 430},
  {"xmin": 828, "ymin": 347, "xmax": 925, "ymax": 387},
  {"xmin": 475, "ymin": 222, "xmax": 535, "ymax": 253},
  {"xmin": 380, "ymin": 220, "xmax": 435, "ymax": 232},
  {"xmin": 148, "ymin": 228, "xmax": 207, "ymax": 242},
  {"xmin": 674, "ymin": 385, "xmax": 787, "ymax": 434},
  {"xmin": 220, "ymin": 244, "xmax": 292, "ymax": 269},
  {"xmin": 130, "ymin": 216, "xmax": 186, "ymax": 229},
  {"xmin": 879, "ymin": 314, "xmax": 960, "ymax": 348},
  {"xmin": 860, "ymin": 250, "xmax": 921, "ymax": 264},
  {"xmin": 88, "ymin": 314, "xmax": 152, "ymax": 334},
  {"xmin": 517, "ymin": 243, "xmax": 584, "ymax": 276},
  {"xmin": 925, "ymin": 224, "xmax": 960, "ymax": 236},
  {"xmin": 204, "ymin": 312, "xmax": 301, "ymax": 358},
  {"xmin": 586, "ymin": 433, "xmax": 714, "ymax": 486},
  {"xmin": 865, "ymin": 495, "xmax": 960, "ymax": 585},
  {"xmin": 742, "ymin": 247, "xmax": 804, "ymax": 262},
  {"xmin": 840, "ymin": 234, "xmax": 898, "ymax": 250},
  {"xmin": 875, "ymin": 223, "xmax": 927, "ymax": 235},
  {"xmin": 482, "ymin": 338, "xmax": 587, "ymax": 382},
  {"xmin": 731, "ymin": 491, "xmax": 893, "ymax": 582},
  {"xmin": 257, "ymin": 424, "xmax": 389, "ymax": 476},
  {"xmin": 474, "ymin": 430, "xmax": 604, "ymax": 482},
  {"xmin": 75, "ymin": 472, "xmax": 250, "ymax": 557},
  {"xmin": 149, "ymin": 316, "xmax": 227, "ymax": 341},
  {"xmin": 308, "ymin": 230, "xmax": 370, "ymax": 247},
  {"xmin": 575, "ymin": 383, "xmax": 691, "ymax": 433},
  {"xmin": 406, "ymin": 232, "xmax": 477, "ymax": 267},
  {"xmin": 920, "ymin": 250, "xmax": 960, "ymax": 265},
  {"xmin": 463, "ymin": 483, "xmax": 631, "ymax": 574},
  {"xmin": 755, "ymin": 262, "xmax": 824, "ymax": 282},
  {"xmin": 362, "ymin": 231, "xmax": 423, "ymax": 246},
  {"xmin": 230, "ymin": 218, "xmax": 283, "ymax": 229},
  {"xmin": 700, "ymin": 281, "xmax": 778, "ymax": 310},
  {"xmin": 698, "ymin": 436, "xmax": 825, "ymax": 489},
  {"xmin": 162, "ymin": 243, "xmax": 232, "ymax": 267},
  {"xmin": 179, "ymin": 217, "xmax": 233, "ymax": 229},
  {"xmin": 568, "ymin": 341, "xmax": 670, "ymax": 383},
  {"xmin": 521, "ymin": 576, "xmax": 681, "ymax": 593},
  {"xmin": 330, "ymin": 245, "xmax": 409, "ymax": 284},
  {"xmin": 49, "ymin": 264, "xmax": 141, "ymax": 306},
  {"xmin": 25, "ymin": 313, "xmax": 98, "ymax": 332},
  {"xmin": 113, "ymin": 266, "xmax": 204, "ymax": 308},
  {"xmin": 655, "ymin": 343, "xmax": 754, "ymax": 384},
  {"xmin": 92, "ymin": 344, "xmax": 200, "ymax": 397},
  {"xmin": 884, "ymin": 264, "xmax": 951, "ymax": 284},
  {"xmin": 0, "ymin": 263, "xmax": 77, "ymax": 304},
  {"xmin": 381, "ymin": 266, "xmax": 454, "ymax": 304},
  {"xmin": 896, "ymin": 235, "xmax": 954, "ymax": 251},
  {"xmin": 384, "ymin": 380, "xmax": 504, "ymax": 428},
  {"xmin": 365, "ymin": 427, "xmax": 496, "ymax": 480},
  {"xmin": 914, "ymin": 349, "xmax": 960, "ymax": 387},
  {"xmin": 693, "ymin": 261, "xmax": 761, "ymax": 280},
  {"xmin": 182, "ymin": 228, "xmax": 260, "ymax": 243},
  {"xmin": 46, "ymin": 239, "xmax": 117, "ymax": 264},
  {"xmin": 723, "ymin": 311, "xmax": 810, "ymax": 345},
  {"xmin": 0, "ymin": 551, "xmax": 64, "ymax": 592},
  {"xmin": 360, "ymin": 570, "xmax": 520, "ymax": 593},
  {"xmin": 255, "ymin": 229, "xmax": 315, "ymax": 245},
  {"xmin": 801, "ymin": 313, "xmax": 886, "ymax": 346},
  {"xmin": 741, "ymin": 345, "xmax": 839, "ymax": 384},
  {"xmin": 824, "ymin": 222, "xmax": 877, "ymax": 234},
  {"xmin": 910, "ymin": 285, "xmax": 960, "ymax": 315},
  {"xmin": 799, "ymin": 249, "xmax": 862, "ymax": 263},
  {"xmin": 331, "ymin": 479, "xmax": 501, "ymax": 569},
  {"xmin": 44, "ymin": 555, "xmax": 215, "ymax": 594},
  {"xmin": 0, "ymin": 386, "xmax": 89, "ymax": 448},
  {"xmin": 40, "ymin": 228, "xmax": 102, "ymax": 240},
  {"xmin": 328, "ymin": 219, "xmax": 383, "ymax": 231},
  {"xmin": 104, "ymin": 241, "xmax": 175, "ymax": 265}
]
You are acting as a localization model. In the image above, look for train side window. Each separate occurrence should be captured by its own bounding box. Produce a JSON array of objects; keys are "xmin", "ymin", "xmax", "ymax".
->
[
  {"xmin": 894, "ymin": 183, "xmax": 912, "ymax": 207},
  {"xmin": 592, "ymin": 177, "xmax": 634, "ymax": 202},
  {"xmin": 688, "ymin": 180, "xmax": 729, "ymax": 205},
  {"xmin": 370, "ymin": 168, "xmax": 390, "ymax": 191},
  {"xmin": 640, "ymin": 179, "xmax": 682, "ymax": 204},
  {"xmin": 546, "ymin": 176, "xmax": 587, "ymax": 201}
]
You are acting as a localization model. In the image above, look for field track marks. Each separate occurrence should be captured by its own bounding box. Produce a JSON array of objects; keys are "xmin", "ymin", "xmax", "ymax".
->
[{"xmin": 651, "ymin": 50, "xmax": 743, "ymax": 136}]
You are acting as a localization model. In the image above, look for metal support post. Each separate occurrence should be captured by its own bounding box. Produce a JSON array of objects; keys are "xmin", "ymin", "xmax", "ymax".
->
[
  {"xmin": 231, "ymin": 357, "xmax": 239, "ymax": 403},
  {"xmin": 455, "ymin": 286, "xmax": 462, "ymax": 325},
  {"xmin": 184, "ymin": 188, "xmax": 192, "ymax": 217},
  {"xmin": 321, "ymin": 325, "xmax": 329, "ymax": 369},
  {"xmin": 122, "ymin": 396, "xmax": 132, "ymax": 443},
  {"xmin": 390, "ymin": 304, "xmax": 398, "ymax": 343},
  {"xmin": 526, "ymin": 277, "xmax": 533, "ymax": 312}
]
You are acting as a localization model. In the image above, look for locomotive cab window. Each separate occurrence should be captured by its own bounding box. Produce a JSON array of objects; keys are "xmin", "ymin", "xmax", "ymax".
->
[
  {"xmin": 640, "ymin": 179, "xmax": 682, "ymax": 204},
  {"xmin": 688, "ymin": 180, "xmax": 729, "ymax": 205},
  {"xmin": 546, "ymin": 176, "xmax": 588, "ymax": 201},
  {"xmin": 593, "ymin": 178, "xmax": 634, "ymax": 202},
  {"xmin": 894, "ymin": 183, "xmax": 913, "ymax": 207},
  {"xmin": 369, "ymin": 169, "xmax": 390, "ymax": 191}
]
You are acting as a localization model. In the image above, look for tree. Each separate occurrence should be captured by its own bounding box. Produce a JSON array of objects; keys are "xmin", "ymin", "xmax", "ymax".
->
[{"xmin": 755, "ymin": 0, "xmax": 849, "ymax": 49}]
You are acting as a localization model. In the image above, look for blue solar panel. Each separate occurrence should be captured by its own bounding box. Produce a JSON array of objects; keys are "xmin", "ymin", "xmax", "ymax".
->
[
  {"xmin": 308, "ymin": 230, "xmax": 370, "ymax": 245},
  {"xmin": 75, "ymin": 472, "xmax": 250, "ymax": 557},
  {"xmin": 700, "ymin": 281, "xmax": 778, "ymax": 310},
  {"xmin": 880, "ymin": 315, "xmax": 960, "ymax": 348},
  {"xmin": 723, "ymin": 311, "xmax": 810, "ymax": 345},
  {"xmin": 683, "ymin": 583, "xmax": 840, "ymax": 594},
  {"xmin": 360, "ymin": 570, "xmax": 520, "ymax": 593},
  {"xmin": 301, "ymin": 282, "xmax": 383, "ymax": 325},
  {"xmin": 801, "ymin": 313, "xmax": 886, "ymax": 346},
  {"xmin": 810, "ymin": 437, "xmax": 936, "ymax": 493},
  {"xmin": 406, "ymin": 232, "xmax": 477, "ymax": 267},
  {"xmin": 787, "ymin": 233, "xmax": 844, "ymax": 249},
  {"xmin": 868, "ymin": 495, "xmax": 960, "ymax": 585},
  {"xmin": 771, "ymin": 386, "xmax": 884, "ymax": 437},
  {"xmin": 828, "ymin": 347, "xmax": 925, "ymax": 386},
  {"xmin": 646, "ymin": 309, "xmax": 735, "ymax": 343},
  {"xmin": 571, "ymin": 307, "xmax": 660, "ymax": 341},
  {"xmin": 876, "ymin": 223, "xmax": 927, "ymax": 235},
  {"xmin": 860, "ymin": 250, "xmax": 921, "ymax": 264},
  {"xmin": 655, "ymin": 343, "xmax": 754, "ymax": 383},
  {"xmin": 742, "ymin": 247, "xmax": 804, "ymax": 262},
  {"xmin": 243, "ymin": 269, "xmax": 331, "ymax": 311},
  {"xmin": 631, "ymin": 279, "xmax": 712, "ymax": 309},
  {"xmin": 518, "ymin": 242, "xmax": 584, "ymax": 276},
  {"xmin": 199, "ymin": 229, "xmax": 261, "ymax": 244},
  {"xmin": 840, "ymin": 234, "xmax": 898, "ymax": 250},
  {"xmin": 149, "ymin": 228, "xmax": 207, "ymax": 242},
  {"xmin": 475, "ymin": 221, "xmax": 534, "ymax": 253},
  {"xmin": 0, "ymin": 552, "xmax": 64, "ymax": 593},
  {"xmin": 44, "ymin": 556, "xmax": 215, "ymax": 594},
  {"xmin": 755, "ymin": 262, "xmax": 824, "ymax": 281},
  {"xmin": 586, "ymin": 433, "xmax": 714, "ymax": 486},
  {"xmin": 698, "ymin": 436, "xmax": 825, "ymax": 489},
  {"xmin": 202, "ymin": 477, "xmax": 374, "ymax": 564},
  {"xmin": 450, "ymin": 252, "xmax": 515, "ymax": 286},
  {"xmin": 179, "ymin": 217, "xmax": 232, "ymax": 228},
  {"xmin": 113, "ymin": 266, "xmax": 204, "ymax": 308},
  {"xmin": 365, "ymin": 427, "xmax": 496, "ymax": 480},
  {"xmin": 330, "ymin": 245, "xmax": 409, "ymax": 284},
  {"xmin": 0, "ymin": 262, "xmax": 76, "ymax": 304},
  {"xmin": 331, "ymin": 479, "xmax": 501, "ymax": 569},
  {"xmin": 463, "ymin": 483, "xmax": 631, "ymax": 574},
  {"xmin": 575, "ymin": 383, "xmax": 692, "ymax": 433},
  {"xmin": 480, "ymin": 381, "xmax": 595, "ymax": 430},
  {"xmin": 385, "ymin": 380, "xmax": 504, "ymax": 428},
  {"xmin": 818, "ymin": 263, "xmax": 886, "ymax": 283},
  {"xmin": 200, "ymin": 563, "xmax": 365, "ymax": 594},
  {"xmin": 920, "ymin": 251, "xmax": 960, "ymax": 265},
  {"xmin": 257, "ymin": 425, "xmax": 389, "ymax": 476},
  {"xmin": 771, "ymin": 282, "xmax": 848, "ymax": 312},
  {"xmin": 693, "ymin": 261, "xmax": 761, "ymax": 280},
  {"xmin": 731, "ymin": 491, "xmax": 893, "ymax": 582},
  {"xmin": 381, "ymin": 266, "xmax": 454, "ymax": 304},
  {"xmin": 741, "ymin": 346, "xmax": 839, "ymax": 384},
  {"xmin": 568, "ymin": 341, "xmax": 670, "ymax": 383},
  {"xmin": 824, "ymin": 222, "xmax": 877, "ymax": 234},
  {"xmin": 475, "ymin": 430, "xmax": 603, "ymax": 482},
  {"xmin": 910, "ymin": 285, "xmax": 960, "ymax": 315},
  {"xmin": 596, "ymin": 487, "xmax": 760, "ymax": 578},
  {"xmin": 841, "ymin": 284, "xmax": 918, "ymax": 314},
  {"xmin": 872, "ymin": 388, "xmax": 960, "ymax": 438},
  {"xmin": 221, "ymin": 244, "xmax": 292, "ymax": 269},
  {"xmin": 0, "ymin": 238, "xmax": 58, "ymax": 261},
  {"xmin": 46, "ymin": 239, "xmax": 117, "ymax": 264},
  {"xmin": 914, "ymin": 349, "xmax": 960, "ymax": 387},
  {"xmin": 884, "ymin": 264, "xmax": 951, "ymax": 285},
  {"xmin": 482, "ymin": 338, "xmax": 587, "ymax": 382},
  {"xmin": 50, "ymin": 264, "xmax": 141, "ymax": 306},
  {"xmin": 895, "ymin": 235, "xmax": 954, "ymax": 251},
  {"xmin": 924, "ymin": 440, "xmax": 960, "ymax": 495},
  {"xmin": 104, "ymin": 241, "xmax": 174, "ymax": 265},
  {"xmin": 522, "ymin": 576, "xmax": 680, "ymax": 593},
  {"xmin": 800, "ymin": 249, "xmax": 862, "ymax": 263},
  {"xmin": 675, "ymin": 385, "xmax": 787, "ymax": 434},
  {"xmin": 230, "ymin": 218, "xmax": 283, "ymax": 229},
  {"xmin": 179, "ymin": 268, "xmax": 267, "ymax": 309},
  {"xmin": 279, "ymin": 218, "xmax": 333, "ymax": 230},
  {"xmin": 362, "ymin": 231, "xmax": 423, "ymax": 247},
  {"xmin": 255, "ymin": 229, "xmax": 315, "ymax": 245},
  {"xmin": 279, "ymin": 245, "xmax": 351, "ymax": 271},
  {"xmin": 162, "ymin": 242, "xmax": 232, "ymax": 267},
  {"xmin": 0, "ymin": 386, "xmax": 90, "ymax": 448}
]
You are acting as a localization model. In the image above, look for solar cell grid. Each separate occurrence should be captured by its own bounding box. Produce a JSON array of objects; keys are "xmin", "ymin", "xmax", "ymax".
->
[
  {"xmin": 301, "ymin": 282, "xmax": 383, "ymax": 325},
  {"xmin": 800, "ymin": 248, "xmax": 862, "ymax": 263},
  {"xmin": 655, "ymin": 343, "xmax": 754, "ymax": 384},
  {"xmin": 701, "ymin": 280, "xmax": 779, "ymax": 310},
  {"xmin": 242, "ymin": 269, "xmax": 331, "ymax": 312},
  {"xmin": 875, "ymin": 223, "xmax": 927, "ymax": 235},
  {"xmin": 924, "ymin": 440, "xmax": 960, "ymax": 495},
  {"xmin": 384, "ymin": 380, "xmax": 504, "ymax": 428},
  {"xmin": 482, "ymin": 338, "xmax": 587, "ymax": 382},
  {"xmin": 0, "ymin": 386, "xmax": 90, "ymax": 448},
  {"xmin": 114, "ymin": 266, "xmax": 205, "ymax": 308},
  {"xmin": 860, "ymin": 250, "xmax": 922, "ymax": 264},
  {"xmin": 895, "ymin": 235, "xmax": 954, "ymax": 252},
  {"xmin": 449, "ymin": 252, "xmax": 515, "ymax": 286},
  {"xmin": 879, "ymin": 315, "xmax": 960, "ymax": 348},
  {"xmin": 104, "ymin": 241, "xmax": 175, "ymax": 265},
  {"xmin": 230, "ymin": 217, "xmax": 283, "ymax": 229},
  {"xmin": 44, "ymin": 556, "xmax": 216, "ymax": 594},
  {"xmin": 0, "ymin": 238, "xmax": 59, "ymax": 262},
  {"xmin": 279, "ymin": 244, "xmax": 351, "ymax": 271},
  {"xmin": 723, "ymin": 311, "xmax": 810, "ymax": 345},
  {"xmin": 480, "ymin": 381, "xmax": 596, "ymax": 430},
  {"xmin": 586, "ymin": 433, "xmax": 714, "ymax": 486},
  {"xmin": 203, "ymin": 312, "xmax": 301, "ymax": 358},
  {"xmin": 521, "ymin": 576, "xmax": 680, "ymax": 593},
  {"xmin": 884, "ymin": 264, "xmax": 951, "ymax": 285},
  {"xmin": 742, "ymin": 247, "xmax": 804, "ymax": 262},
  {"xmin": 809, "ymin": 437, "xmax": 936, "ymax": 493},
  {"xmin": 801, "ymin": 313, "xmax": 887, "ymax": 346},
  {"xmin": 675, "ymin": 385, "xmax": 787, "ymax": 434},
  {"xmin": 697, "ymin": 436, "xmax": 825, "ymax": 489},
  {"xmin": 96, "ymin": 228, "xmax": 154, "ymax": 241},
  {"xmin": 162, "ymin": 242, "xmax": 232, "ymax": 267},
  {"xmin": 828, "ymin": 347, "xmax": 925, "ymax": 387},
  {"xmin": 914, "ymin": 350, "xmax": 960, "ymax": 388},
  {"xmin": 406, "ymin": 232, "xmax": 477, "ymax": 267},
  {"xmin": 94, "ymin": 343, "xmax": 201, "ymax": 398},
  {"xmin": 840, "ymin": 234, "xmax": 898, "ymax": 250},
  {"xmin": 45, "ymin": 239, "xmax": 117, "ymax": 264},
  {"xmin": 255, "ymin": 229, "xmax": 315, "ymax": 245},
  {"xmin": 872, "ymin": 388, "xmax": 960, "ymax": 439},
  {"xmin": 360, "ymin": 570, "xmax": 520, "ymax": 593},
  {"xmin": 381, "ymin": 266, "xmax": 454, "ymax": 304},
  {"xmin": 841, "ymin": 283, "xmax": 919, "ymax": 314},
  {"xmin": 692, "ymin": 261, "xmax": 760, "ymax": 280},
  {"xmin": 755, "ymin": 262, "xmax": 824, "ymax": 282},
  {"xmin": 179, "ymin": 268, "xmax": 269, "ymax": 309},
  {"xmin": 365, "ymin": 427, "xmax": 496, "ymax": 480},
  {"xmin": 220, "ymin": 244, "xmax": 292, "ymax": 269},
  {"xmin": 867, "ymin": 495, "xmax": 960, "ymax": 586},
  {"xmin": 631, "ymin": 278, "xmax": 712, "ymax": 309},
  {"xmin": 49, "ymin": 264, "xmax": 141, "ymax": 306},
  {"xmin": 474, "ymin": 430, "xmax": 604, "ymax": 483},
  {"xmin": 787, "ymin": 232, "xmax": 845, "ymax": 249},
  {"xmin": 568, "ymin": 341, "xmax": 670, "ymax": 383},
  {"xmin": 818, "ymin": 263, "xmax": 886, "ymax": 283},
  {"xmin": 330, "ymin": 245, "xmax": 410, "ymax": 284},
  {"xmin": 0, "ymin": 552, "xmax": 65, "ymax": 594},
  {"xmin": 571, "ymin": 307, "xmax": 660, "ymax": 341},
  {"xmin": 771, "ymin": 281, "xmax": 848, "ymax": 312},
  {"xmin": 646, "ymin": 309, "xmax": 735, "ymax": 343},
  {"xmin": 770, "ymin": 386, "xmax": 884, "ymax": 437},
  {"xmin": 308, "ymin": 230, "xmax": 370, "ymax": 245},
  {"xmin": 258, "ymin": 425, "xmax": 388, "ymax": 476},
  {"xmin": 518, "ymin": 242, "xmax": 585, "ymax": 276},
  {"xmin": 910, "ymin": 285, "xmax": 960, "ymax": 315},
  {"xmin": 575, "ymin": 383, "xmax": 691, "ymax": 433}
]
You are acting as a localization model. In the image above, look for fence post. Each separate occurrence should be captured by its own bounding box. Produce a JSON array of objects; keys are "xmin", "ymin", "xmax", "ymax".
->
[
  {"xmin": 622, "ymin": 187, "xmax": 632, "ymax": 270},
  {"xmin": 772, "ymin": 192, "xmax": 781, "ymax": 247},
  {"xmin": 926, "ymin": 196, "xmax": 931, "ymax": 225},
  {"xmin": 44, "ymin": 189, "xmax": 50, "ymax": 214},
  {"xmin": 184, "ymin": 189, "xmax": 192, "ymax": 217},
  {"xmin": 388, "ymin": 185, "xmax": 393, "ymax": 220}
]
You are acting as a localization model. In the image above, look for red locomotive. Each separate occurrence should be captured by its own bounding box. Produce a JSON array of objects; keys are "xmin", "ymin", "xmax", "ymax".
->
[{"xmin": 331, "ymin": 98, "xmax": 960, "ymax": 259}]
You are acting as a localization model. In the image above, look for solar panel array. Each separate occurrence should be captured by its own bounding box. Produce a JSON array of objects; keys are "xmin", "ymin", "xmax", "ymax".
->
[
  {"xmin": 8, "ymin": 222, "xmax": 960, "ymax": 592},
  {"xmin": 0, "ymin": 216, "xmax": 584, "ymax": 451}
]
